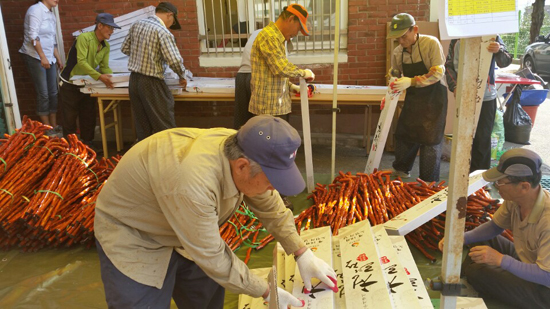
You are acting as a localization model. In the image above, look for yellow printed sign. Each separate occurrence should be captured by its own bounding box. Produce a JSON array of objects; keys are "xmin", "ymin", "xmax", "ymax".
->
[{"xmin": 448, "ymin": 0, "xmax": 515, "ymax": 16}]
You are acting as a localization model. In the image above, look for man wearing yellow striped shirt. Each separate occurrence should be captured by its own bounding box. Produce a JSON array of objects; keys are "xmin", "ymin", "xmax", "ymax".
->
[{"xmin": 249, "ymin": 3, "xmax": 315, "ymax": 121}]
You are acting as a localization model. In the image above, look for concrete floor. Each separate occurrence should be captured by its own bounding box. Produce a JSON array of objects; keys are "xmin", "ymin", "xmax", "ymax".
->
[{"xmin": 1, "ymin": 91, "xmax": 548, "ymax": 308}]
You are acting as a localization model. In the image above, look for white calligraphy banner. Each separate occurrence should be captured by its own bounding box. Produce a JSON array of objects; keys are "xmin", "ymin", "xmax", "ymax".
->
[{"xmin": 339, "ymin": 220, "xmax": 393, "ymax": 308}]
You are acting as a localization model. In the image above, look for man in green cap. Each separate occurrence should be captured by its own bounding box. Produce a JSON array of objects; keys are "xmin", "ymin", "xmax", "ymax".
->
[{"xmin": 387, "ymin": 13, "xmax": 448, "ymax": 182}]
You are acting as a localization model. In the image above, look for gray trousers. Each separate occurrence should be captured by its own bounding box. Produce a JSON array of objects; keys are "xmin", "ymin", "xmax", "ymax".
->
[
  {"xmin": 233, "ymin": 72, "xmax": 254, "ymax": 129},
  {"xmin": 129, "ymin": 72, "xmax": 176, "ymax": 141},
  {"xmin": 96, "ymin": 240, "xmax": 224, "ymax": 309},
  {"xmin": 463, "ymin": 236, "xmax": 550, "ymax": 309}
]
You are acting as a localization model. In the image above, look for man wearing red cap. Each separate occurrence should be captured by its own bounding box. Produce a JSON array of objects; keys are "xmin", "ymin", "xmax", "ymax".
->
[
  {"xmin": 95, "ymin": 115, "xmax": 337, "ymax": 308},
  {"xmin": 249, "ymin": 3, "xmax": 315, "ymax": 209},
  {"xmin": 249, "ymin": 3, "xmax": 315, "ymax": 121},
  {"xmin": 439, "ymin": 148, "xmax": 550, "ymax": 308}
]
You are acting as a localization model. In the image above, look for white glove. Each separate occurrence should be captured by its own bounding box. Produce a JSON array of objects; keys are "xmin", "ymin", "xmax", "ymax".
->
[
  {"xmin": 296, "ymin": 249, "xmax": 338, "ymax": 293},
  {"xmin": 302, "ymin": 69, "xmax": 315, "ymax": 82},
  {"xmin": 390, "ymin": 77, "xmax": 412, "ymax": 92},
  {"xmin": 290, "ymin": 83, "xmax": 301, "ymax": 93},
  {"xmin": 264, "ymin": 286, "xmax": 305, "ymax": 309}
]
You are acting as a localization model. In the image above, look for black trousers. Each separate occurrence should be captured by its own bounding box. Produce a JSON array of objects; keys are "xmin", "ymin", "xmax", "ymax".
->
[
  {"xmin": 470, "ymin": 99, "xmax": 497, "ymax": 172},
  {"xmin": 233, "ymin": 72, "xmax": 254, "ymax": 129},
  {"xmin": 129, "ymin": 72, "xmax": 176, "ymax": 141},
  {"xmin": 97, "ymin": 240, "xmax": 224, "ymax": 309},
  {"xmin": 392, "ymin": 139, "xmax": 442, "ymax": 182},
  {"xmin": 60, "ymin": 82, "xmax": 97, "ymax": 142},
  {"xmin": 463, "ymin": 235, "xmax": 550, "ymax": 309}
]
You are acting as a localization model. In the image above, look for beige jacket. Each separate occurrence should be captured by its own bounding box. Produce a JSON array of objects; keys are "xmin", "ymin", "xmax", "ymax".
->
[{"xmin": 94, "ymin": 127, "xmax": 305, "ymax": 297}]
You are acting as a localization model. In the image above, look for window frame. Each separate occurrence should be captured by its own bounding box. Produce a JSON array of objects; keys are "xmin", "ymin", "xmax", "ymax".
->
[{"xmin": 196, "ymin": 0, "xmax": 349, "ymax": 67}]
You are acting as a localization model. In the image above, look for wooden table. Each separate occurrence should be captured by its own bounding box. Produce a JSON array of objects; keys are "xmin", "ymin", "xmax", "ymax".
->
[{"xmin": 91, "ymin": 91, "xmax": 404, "ymax": 157}]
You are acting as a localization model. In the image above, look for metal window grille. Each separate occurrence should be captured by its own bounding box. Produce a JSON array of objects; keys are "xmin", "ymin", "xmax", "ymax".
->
[{"xmin": 197, "ymin": 0, "xmax": 347, "ymax": 56}]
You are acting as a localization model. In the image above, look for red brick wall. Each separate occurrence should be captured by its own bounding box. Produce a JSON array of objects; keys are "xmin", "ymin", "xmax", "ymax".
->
[{"xmin": 0, "ymin": 0, "xmax": 430, "ymax": 131}]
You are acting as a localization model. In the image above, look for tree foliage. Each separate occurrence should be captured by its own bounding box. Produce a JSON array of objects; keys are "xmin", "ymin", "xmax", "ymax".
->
[
  {"xmin": 531, "ymin": 0, "xmax": 546, "ymax": 43},
  {"xmin": 501, "ymin": 1, "xmax": 550, "ymax": 58}
]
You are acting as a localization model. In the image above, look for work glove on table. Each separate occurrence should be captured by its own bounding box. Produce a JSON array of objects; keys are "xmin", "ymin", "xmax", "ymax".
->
[
  {"xmin": 264, "ymin": 286, "xmax": 305, "ymax": 309},
  {"xmin": 296, "ymin": 249, "xmax": 338, "ymax": 294},
  {"xmin": 179, "ymin": 78, "xmax": 187, "ymax": 87},
  {"xmin": 302, "ymin": 69, "xmax": 315, "ymax": 82},
  {"xmin": 390, "ymin": 77, "xmax": 412, "ymax": 92},
  {"xmin": 290, "ymin": 83, "xmax": 301, "ymax": 93}
]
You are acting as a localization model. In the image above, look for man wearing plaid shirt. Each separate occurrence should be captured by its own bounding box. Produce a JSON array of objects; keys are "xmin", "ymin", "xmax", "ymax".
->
[
  {"xmin": 249, "ymin": 3, "xmax": 315, "ymax": 121},
  {"xmin": 122, "ymin": 2, "xmax": 187, "ymax": 141}
]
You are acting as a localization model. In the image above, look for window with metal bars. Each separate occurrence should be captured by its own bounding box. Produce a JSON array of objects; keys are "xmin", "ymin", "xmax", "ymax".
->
[{"xmin": 196, "ymin": 0, "xmax": 348, "ymax": 59}]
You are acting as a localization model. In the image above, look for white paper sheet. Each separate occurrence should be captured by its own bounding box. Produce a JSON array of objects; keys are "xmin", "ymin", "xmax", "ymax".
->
[
  {"xmin": 238, "ymin": 267, "xmax": 271, "ymax": 309},
  {"xmin": 389, "ymin": 235, "xmax": 434, "ymax": 309},
  {"xmin": 384, "ymin": 170, "xmax": 488, "ymax": 235},
  {"xmin": 291, "ymin": 226, "xmax": 335, "ymax": 309},
  {"xmin": 373, "ymin": 226, "xmax": 422, "ymax": 309},
  {"xmin": 275, "ymin": 243, "xmax": 287, "ymax": 290},
  {"xmin": 439, "ymin": 0, "xmax": 519, "ymax": 40},
  {"xmin": 331, "ymin": 234, "xmax": 347, "ymax": 309},
  {"xmin": 339, "ymin": 221, "xmax": 393, "ymax": 309}
]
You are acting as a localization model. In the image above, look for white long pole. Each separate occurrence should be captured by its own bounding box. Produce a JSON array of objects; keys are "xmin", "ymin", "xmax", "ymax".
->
[
  {"xmin": 0, "ymin": 5, "xmax": 22, "ymax": 131},
  {"xmin": 53, "ymin": 7, "xmax": 65, "ymax": 63},
  {"xmin": 440, "ymin": 37, "xmax": 488, "ymax": 308},
  {"xmin": 300, "ymin": 78, "xmax": 314, "ymax": 192},
  {"xmin": 330, "ymin": 0, "xmax": 341, "ymax": 179}
]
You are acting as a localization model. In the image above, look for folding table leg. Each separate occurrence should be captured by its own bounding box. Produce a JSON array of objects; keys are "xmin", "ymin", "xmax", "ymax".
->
[{"xmin": 97, "ymin": 98, "xmax": 109, "ymax": 157}]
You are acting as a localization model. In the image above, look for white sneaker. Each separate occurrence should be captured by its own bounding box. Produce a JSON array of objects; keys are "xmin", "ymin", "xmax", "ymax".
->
[
  {"xmin": 45, "ymin": 129, "xmax": 58, "ymax": 137},
  {"xmin": 391, "ymin": 168, "xmax": 410, "ymax": 179}
]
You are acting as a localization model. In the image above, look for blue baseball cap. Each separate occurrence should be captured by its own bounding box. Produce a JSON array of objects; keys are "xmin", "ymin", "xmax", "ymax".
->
[
  {"xmin": 237, "ymin": 115, "xmax": 305, "ymax": 196},
  {"xmin": 95, "ymin": 13, "xmax": 121, "ymax": 29}
]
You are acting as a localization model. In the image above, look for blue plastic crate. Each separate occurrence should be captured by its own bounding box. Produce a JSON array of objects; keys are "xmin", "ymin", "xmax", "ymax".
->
[{"xmin": 504, "ymin": 89, "xmax": 548, "ymax": 106}]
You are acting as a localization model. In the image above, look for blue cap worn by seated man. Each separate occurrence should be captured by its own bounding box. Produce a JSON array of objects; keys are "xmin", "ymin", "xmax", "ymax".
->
[
  {"xmin": 237, "ymin": 115, "xmax": 305, "ymax": 196},
  {"xmin": 95, "ymin": 13, "xmax": 121, "ymax": 29},
  {"xmin": 483, "ymin": 148, "xmax": 542, "ymax": 182},
  {"xmin": 387, "ymin": 13, "xmax": 416, "ymax": 39}
]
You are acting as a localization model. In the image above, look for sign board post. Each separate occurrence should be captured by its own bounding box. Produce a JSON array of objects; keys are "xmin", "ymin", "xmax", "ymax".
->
[{"xmin": 438, "ymin": 1, "xmax": 517, "ymax": 307}]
